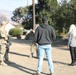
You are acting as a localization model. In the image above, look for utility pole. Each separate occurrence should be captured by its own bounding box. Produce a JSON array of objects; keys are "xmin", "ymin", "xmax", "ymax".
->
[{"xmin": 32, "ymin": 0, "xmax": 35, "ymax": 30}]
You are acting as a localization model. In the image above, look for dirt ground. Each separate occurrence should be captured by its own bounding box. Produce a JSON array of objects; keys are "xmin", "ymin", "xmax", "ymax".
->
[{"xmin": 0, "ymin": 37, "xmax": 76, "ymax": 75}]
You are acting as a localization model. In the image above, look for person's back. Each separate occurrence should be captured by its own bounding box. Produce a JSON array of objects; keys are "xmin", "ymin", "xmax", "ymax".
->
[
  {"xmin": 33, "ymin": 16, "xmax": 56, "ymax": 75},
  {"xmin": 35, "ymin": 23, "xmax": 56, "ymax": 45},
  {"xmin": 68, "ymin": 32, "xmax": 76, "ymax": 47},
  {"xmin": 68, "ymin": 24, "xmax": 76, "ymax": 47}
]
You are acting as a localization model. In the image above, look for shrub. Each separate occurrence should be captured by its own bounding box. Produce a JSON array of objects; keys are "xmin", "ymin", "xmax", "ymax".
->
[
  {"xmin": 9, "ymin": 28, "xmax": 23, "ymax": 37},
  {"xmin": 56, "ymin": 35, "xmax": 63, "ymax": 40}
]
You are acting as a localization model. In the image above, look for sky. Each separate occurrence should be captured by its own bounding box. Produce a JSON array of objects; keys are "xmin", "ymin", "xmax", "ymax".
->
[
  {"xmin": 0, "ymin": 0, "xmax": 38, "ymax": 12},
  {"xmin": 0, "ymin": 0, "xmax": 70, "ymax": 12},
  {"xmin": 0, "ymin": 0, "xmax": 70, "ymax": 19},
  {"xmin": 0, "ymin": 0, "xmax": 69, "ymax": 11}
]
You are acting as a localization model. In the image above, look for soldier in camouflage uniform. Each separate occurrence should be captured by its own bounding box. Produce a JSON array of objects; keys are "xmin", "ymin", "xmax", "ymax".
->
[
  {"xmin": 4, "ymin": 36, "xmax": 11, "ymax": 62},
  {"xmin": 0, "ymin": 21, "xmax": 8, "ymax": 65}
]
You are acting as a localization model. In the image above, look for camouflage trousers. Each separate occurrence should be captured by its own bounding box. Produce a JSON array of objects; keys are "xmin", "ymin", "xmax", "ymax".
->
[
  {"xmin": 30, "ymin": 43, "xmax": 38, "ymax": 58},
  {"xmin": 4, "ymin": 47, "xmax": 9, "ymax": 61},
  {"xmin": 0, "ymin": 44, "xmax": 6, "ymax": 63}
]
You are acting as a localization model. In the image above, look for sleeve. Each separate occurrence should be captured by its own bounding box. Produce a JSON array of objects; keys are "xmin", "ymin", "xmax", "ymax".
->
[
  {"xmin": 51, "ymin": 27, "xmax": 56, "ymax": 41},
  {"xmin": 34, "ymin": 28, "xmax": 39, "ymax": 43},
  {"xmin": 68, "ymin": 33, "xmax": 71, "ymax": 46}
]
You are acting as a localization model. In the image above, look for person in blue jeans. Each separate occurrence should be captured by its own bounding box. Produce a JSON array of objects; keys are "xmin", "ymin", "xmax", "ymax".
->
[{"xmin": 33, "ymin": 16, "xmax": 56, "ymax": 75}]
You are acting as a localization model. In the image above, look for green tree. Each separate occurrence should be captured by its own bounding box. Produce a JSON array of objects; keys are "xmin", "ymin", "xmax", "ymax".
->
[
  {"xmin": 38, "ymin": 0, "xmax": 59, "ymax": 26},
  {"xmin": 54, "ymin": 0, "xmax": 76, "ymax": 33},
  {"xmin": 11, "ymin": 6, "xmax": 28, "ymax": 22},
  {"xmin": 54, "ymin": 1, "xmax": 70, "ymax": 33},
  {"xmin": 12, "ymin": 0, "xmax": 76, "ymax": 34},
  {"xmin": 70, "ymin": 0, "xmax": 76, "ymax": 23}
]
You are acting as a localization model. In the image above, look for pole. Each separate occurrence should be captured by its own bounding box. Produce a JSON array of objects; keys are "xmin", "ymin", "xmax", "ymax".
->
[{"xmin": 32, "ymin": 0, "xmax": 35, "ymax": 30}]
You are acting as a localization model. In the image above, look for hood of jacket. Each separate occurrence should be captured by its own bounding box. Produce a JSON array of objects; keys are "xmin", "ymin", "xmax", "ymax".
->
[{"xmin": 40, "ymin": 23, "xmax": 50, "ymax": 29}]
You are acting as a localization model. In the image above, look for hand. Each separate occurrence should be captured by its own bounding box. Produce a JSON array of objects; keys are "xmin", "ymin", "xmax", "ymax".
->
[{"xmin": 33, "ymin": 42, "xmax": 37, "ymax": 46}]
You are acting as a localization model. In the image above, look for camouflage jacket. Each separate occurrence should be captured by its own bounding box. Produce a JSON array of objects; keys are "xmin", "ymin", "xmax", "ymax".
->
[{"xmin": 0, "ymin": 28, "xmax": 8, "ymax": 45}]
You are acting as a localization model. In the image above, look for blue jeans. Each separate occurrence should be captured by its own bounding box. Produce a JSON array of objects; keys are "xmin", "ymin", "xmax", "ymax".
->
[{"xmin": 37, "ymin": 44, "xmax": 54, "ymax": 73}]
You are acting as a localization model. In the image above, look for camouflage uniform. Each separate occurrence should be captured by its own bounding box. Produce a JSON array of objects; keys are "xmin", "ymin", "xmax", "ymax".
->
[
  {"xmin": 4, "ymin": 36, "xmax": 11, "ymax": 61},
  {"xmin": 30, "ymin": 43, "xmax": 38, "ymax": 58},
  {"xmin": 0, "ymin": 21, "xmax": 8, "ymax": 65}
]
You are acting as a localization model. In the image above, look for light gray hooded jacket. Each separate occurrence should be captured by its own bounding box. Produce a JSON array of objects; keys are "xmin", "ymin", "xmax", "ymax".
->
[{"xmin": 68, "ymin": 33, "xmax": 76, "ymax": 47}]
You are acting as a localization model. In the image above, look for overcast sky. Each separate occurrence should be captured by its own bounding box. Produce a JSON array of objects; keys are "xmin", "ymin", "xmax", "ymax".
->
[
  {"xmin": 0, "ymin": 0, "xmax": 38, "ymax": 11},
  {"xmin": 0, "ymin": 0, "xmax": 70, "ymax": 12}
]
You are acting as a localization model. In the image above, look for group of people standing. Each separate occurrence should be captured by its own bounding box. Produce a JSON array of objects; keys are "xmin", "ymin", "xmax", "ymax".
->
[
  {"xmin": 0, "ymin": 16, "xmax": 76, "ymax": 75},
  {"xmin": 33, "ymin": 16, "xmax": 76, "ymax": 75}
]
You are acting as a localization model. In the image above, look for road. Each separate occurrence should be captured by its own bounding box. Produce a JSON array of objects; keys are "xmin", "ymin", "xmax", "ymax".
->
[{"xmin": 0, "ymin": 37, "xmax": 76, "ymax": 75}]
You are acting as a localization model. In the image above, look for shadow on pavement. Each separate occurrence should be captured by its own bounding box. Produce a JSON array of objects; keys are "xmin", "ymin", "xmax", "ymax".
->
[
  {"xmin": 41, "ymin": 58, "xmax": 69, "ymax": 66},
  {"xmin": 6, "ymin": 61, "xmax": 47, "ymax": 75},
  {"xmin": 9, "ymin": 51, "xmax": 30, "ymax": 57},
  {"xmin": 7, "ymin": 61, "xmax": 36, "ymax": 74},
  {"xmin": 53, "ymin": 60, "xmax": 69, "ymax": 66},
  {"xmin": 10, "ymin": 38, "xmax": 33, "ymax": 45}
]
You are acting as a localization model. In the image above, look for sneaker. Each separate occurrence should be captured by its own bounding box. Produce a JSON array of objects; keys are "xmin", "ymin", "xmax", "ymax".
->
[{"xmin": 33, "ymin": 72, "xmax": 40, "ymax": 75}]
